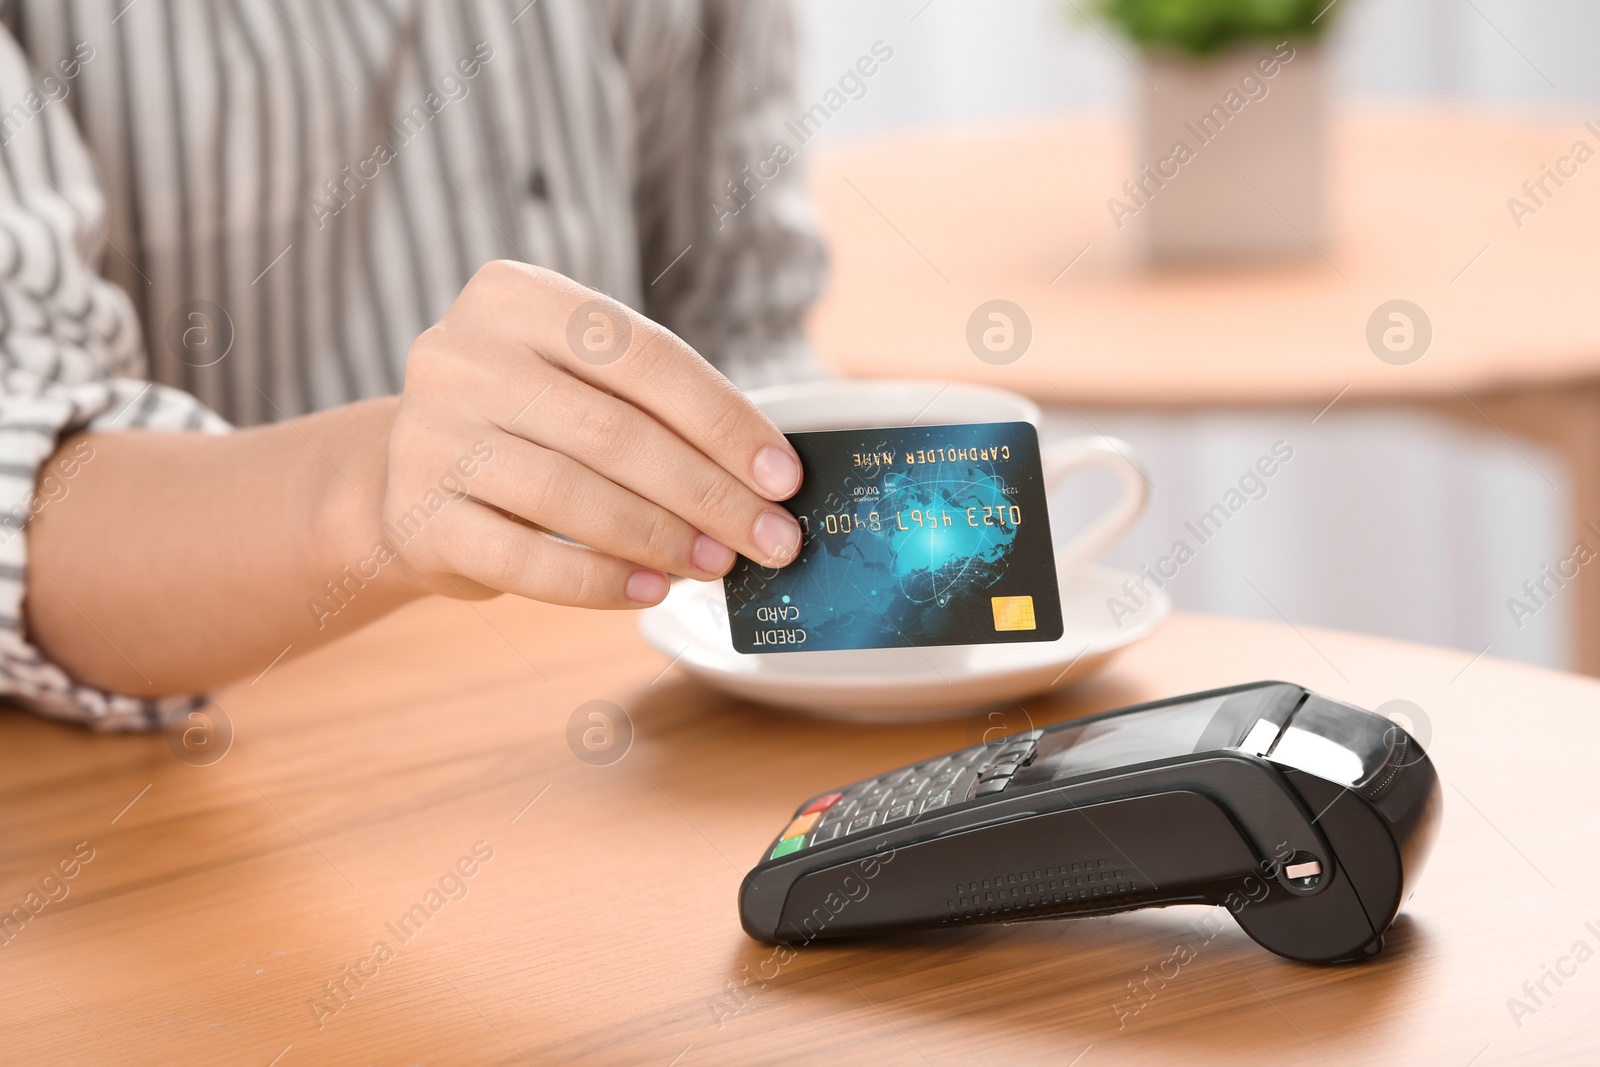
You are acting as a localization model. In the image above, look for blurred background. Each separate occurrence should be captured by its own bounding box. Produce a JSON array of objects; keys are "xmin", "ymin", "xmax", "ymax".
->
[
  {"xmin": 800, "ymin": 0, "xmax": 1600, "ymax": 127},
  {"xmin": 788, "ymin": 0, "xmax": 1597, "ymax": 672}
]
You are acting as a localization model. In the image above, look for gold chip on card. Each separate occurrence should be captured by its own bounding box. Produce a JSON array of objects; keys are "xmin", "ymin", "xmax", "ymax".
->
[{"xmin": 991, "ymin": 596, "xmax": 1037, "ymax": 632}]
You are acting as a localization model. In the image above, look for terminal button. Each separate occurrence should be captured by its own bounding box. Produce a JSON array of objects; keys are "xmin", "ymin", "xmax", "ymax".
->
[
  {"xmin": 801, "ymin": 792, "xmax": 843, "ymax": 815},
  {"xmin": 769, "ymin": 836, "xmax": 806, "ymax": 860},
  {"xmin": 846, "ymin": 812, "xmax": 879, "ymax": 834},
  {"xmin": 781, "ymin": 812, "xmax": 820, "ymax": 839}
]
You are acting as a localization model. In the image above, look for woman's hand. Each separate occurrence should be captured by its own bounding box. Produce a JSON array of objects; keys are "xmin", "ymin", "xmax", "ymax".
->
[
  {"xmin": 379, "ymin": 261, "xmax": 805, "ymax": 608},
  {"xmin": 25, "ymin": 261, "xmax": 802, "ymax": 695}
]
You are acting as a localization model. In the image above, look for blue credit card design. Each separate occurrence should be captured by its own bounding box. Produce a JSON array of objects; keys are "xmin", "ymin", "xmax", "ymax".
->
[{"xmin": 724, "ymin": 422, "xmax": 1063, "ymax": 653}]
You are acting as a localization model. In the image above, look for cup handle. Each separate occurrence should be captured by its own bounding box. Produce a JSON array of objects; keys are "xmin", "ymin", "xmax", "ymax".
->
[{"xmin": 1042, "ymin": 436, "xmax": 1150, "ymax": 580}]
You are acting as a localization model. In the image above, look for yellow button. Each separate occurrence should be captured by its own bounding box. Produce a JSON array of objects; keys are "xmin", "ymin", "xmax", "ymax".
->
[
  {"xmin": 991, "ymin": 595, "xmax": 1037, "ymax": 631},
  {"xmin": 782, "ymin": 811, "xmax": 820, "ymax": 839}
]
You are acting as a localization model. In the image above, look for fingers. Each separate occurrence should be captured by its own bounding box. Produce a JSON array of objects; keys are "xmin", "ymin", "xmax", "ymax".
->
[
  {"xmin": 438, "ymin": 503, "xmax": 669, "ymax": 609},
  {"xmin": 404, "ymin": 262, "xmax": 813, "ymax": 606},
  {"xmin": 503, "ymin": 375, "xmax": 802, "ymax": 568},
  {"xmin": 453, "ymin": 262, "xmax": 804, "ymax": 505},
  {"xmin": 469, "ymin": 430, "xmax": 739, "ymax": 579}
]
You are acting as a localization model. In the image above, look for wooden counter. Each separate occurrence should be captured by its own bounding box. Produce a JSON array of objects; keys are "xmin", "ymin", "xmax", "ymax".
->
[{"xmin": 1, "ymin": 593, "xmax": 1593, "ymax": 1064}]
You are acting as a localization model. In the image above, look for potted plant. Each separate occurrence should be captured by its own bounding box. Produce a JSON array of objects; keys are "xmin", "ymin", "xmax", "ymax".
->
[{"xmin": 1089, "ymin": 0, "xmax": 1339, "ymax": 264}]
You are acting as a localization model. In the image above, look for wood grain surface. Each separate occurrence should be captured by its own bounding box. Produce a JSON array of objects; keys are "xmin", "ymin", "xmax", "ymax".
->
[{"xmin": 1, "ymin": 593, "xmax": 1595, "ymax": 1065}]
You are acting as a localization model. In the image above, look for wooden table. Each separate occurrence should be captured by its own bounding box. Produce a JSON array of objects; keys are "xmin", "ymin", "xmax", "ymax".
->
[
  {"xmin": 2, "ymin": 594, "xmax": 1595, "ymax": 1064},
  {"xmin": 806, "ymin": 110, "xmax": 1600, "ymax": 673}
]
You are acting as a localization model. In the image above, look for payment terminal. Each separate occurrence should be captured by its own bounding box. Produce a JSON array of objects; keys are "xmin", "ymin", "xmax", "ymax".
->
[{"xmin": 740, "ymin": 682, "xmax": 1441, "ymax": 963}]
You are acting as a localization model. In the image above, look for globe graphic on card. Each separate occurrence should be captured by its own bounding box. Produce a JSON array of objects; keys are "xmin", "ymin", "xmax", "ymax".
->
[{"xmin": 883, "ymin": 467, "xmax": 1017, "ymax": 606}]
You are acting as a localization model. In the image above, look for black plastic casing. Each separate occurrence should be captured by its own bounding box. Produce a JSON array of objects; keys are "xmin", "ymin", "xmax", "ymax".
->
[{"xmin": 739, "ymin": 682, "xmax": 1442, "ymax": 964}]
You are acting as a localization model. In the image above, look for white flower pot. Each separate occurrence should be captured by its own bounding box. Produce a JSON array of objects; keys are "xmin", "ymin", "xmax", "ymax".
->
[{"xmin": 1121, "ymin": 42, "xmax": 1327, "ymax": 264}]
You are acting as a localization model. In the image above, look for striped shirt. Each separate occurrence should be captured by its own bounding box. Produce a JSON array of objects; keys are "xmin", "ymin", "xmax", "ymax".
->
[{"xmin": 0, "ymin": 0, "xmax": 826, "ymax": 729}]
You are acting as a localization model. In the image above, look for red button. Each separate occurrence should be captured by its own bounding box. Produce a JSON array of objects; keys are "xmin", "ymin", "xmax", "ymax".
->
[{"xmin": 801, "ymin": 792, "xmax": 842, "ymax": 815}]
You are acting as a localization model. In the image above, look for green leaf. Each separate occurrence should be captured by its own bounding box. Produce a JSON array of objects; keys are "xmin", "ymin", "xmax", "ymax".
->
[{"xmin": 1083, "ymin": 0, "xmax": 1334, "ymax": 57}]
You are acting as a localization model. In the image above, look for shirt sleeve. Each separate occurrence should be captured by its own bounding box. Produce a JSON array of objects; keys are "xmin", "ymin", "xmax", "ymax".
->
[
  {"xmin": 605, "ymin": 0, "xmax": 829, "ymax": 390},
  {"xmin": 0, "ymin": 24, "xmax": 228, "ymax": 732}
]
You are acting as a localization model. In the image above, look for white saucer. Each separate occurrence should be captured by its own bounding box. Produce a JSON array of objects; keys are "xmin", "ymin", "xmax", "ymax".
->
[{"xmin": 637, "ymin": 564, "xmax": 1171, "ymax": 722}]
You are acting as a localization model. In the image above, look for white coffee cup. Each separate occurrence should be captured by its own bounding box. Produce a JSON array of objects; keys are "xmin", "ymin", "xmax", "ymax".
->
[{"xmin": 747, "ymin": 378, "xmax": 1149, "ymax": 585}]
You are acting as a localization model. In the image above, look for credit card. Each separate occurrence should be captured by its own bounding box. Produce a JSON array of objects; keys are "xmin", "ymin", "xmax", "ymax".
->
[{"xmin": 724, "ymin": 421, "xmax": 1063, "ymax": 653}]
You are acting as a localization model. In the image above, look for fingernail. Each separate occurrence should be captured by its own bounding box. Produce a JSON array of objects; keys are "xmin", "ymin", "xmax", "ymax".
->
[
  {"xmin": 691, "ymin": 533, "xmax": 736, "ymax": 575},
  {"xmin": 753, "ymin": 510, "xmax": 801, "ymax": 565},
  {"xmin": 753, "ymin": 446, "xmax": 801, "ymax": 499},
  {"xmin": 625, "ymin": 569, "xmax": 669, "ymax": 604}
]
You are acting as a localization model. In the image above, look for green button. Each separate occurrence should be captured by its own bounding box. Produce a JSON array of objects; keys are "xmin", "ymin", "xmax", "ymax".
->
[{"xmin": 770, "ymin": 835, "xmax": 806, "ymax": 859}]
